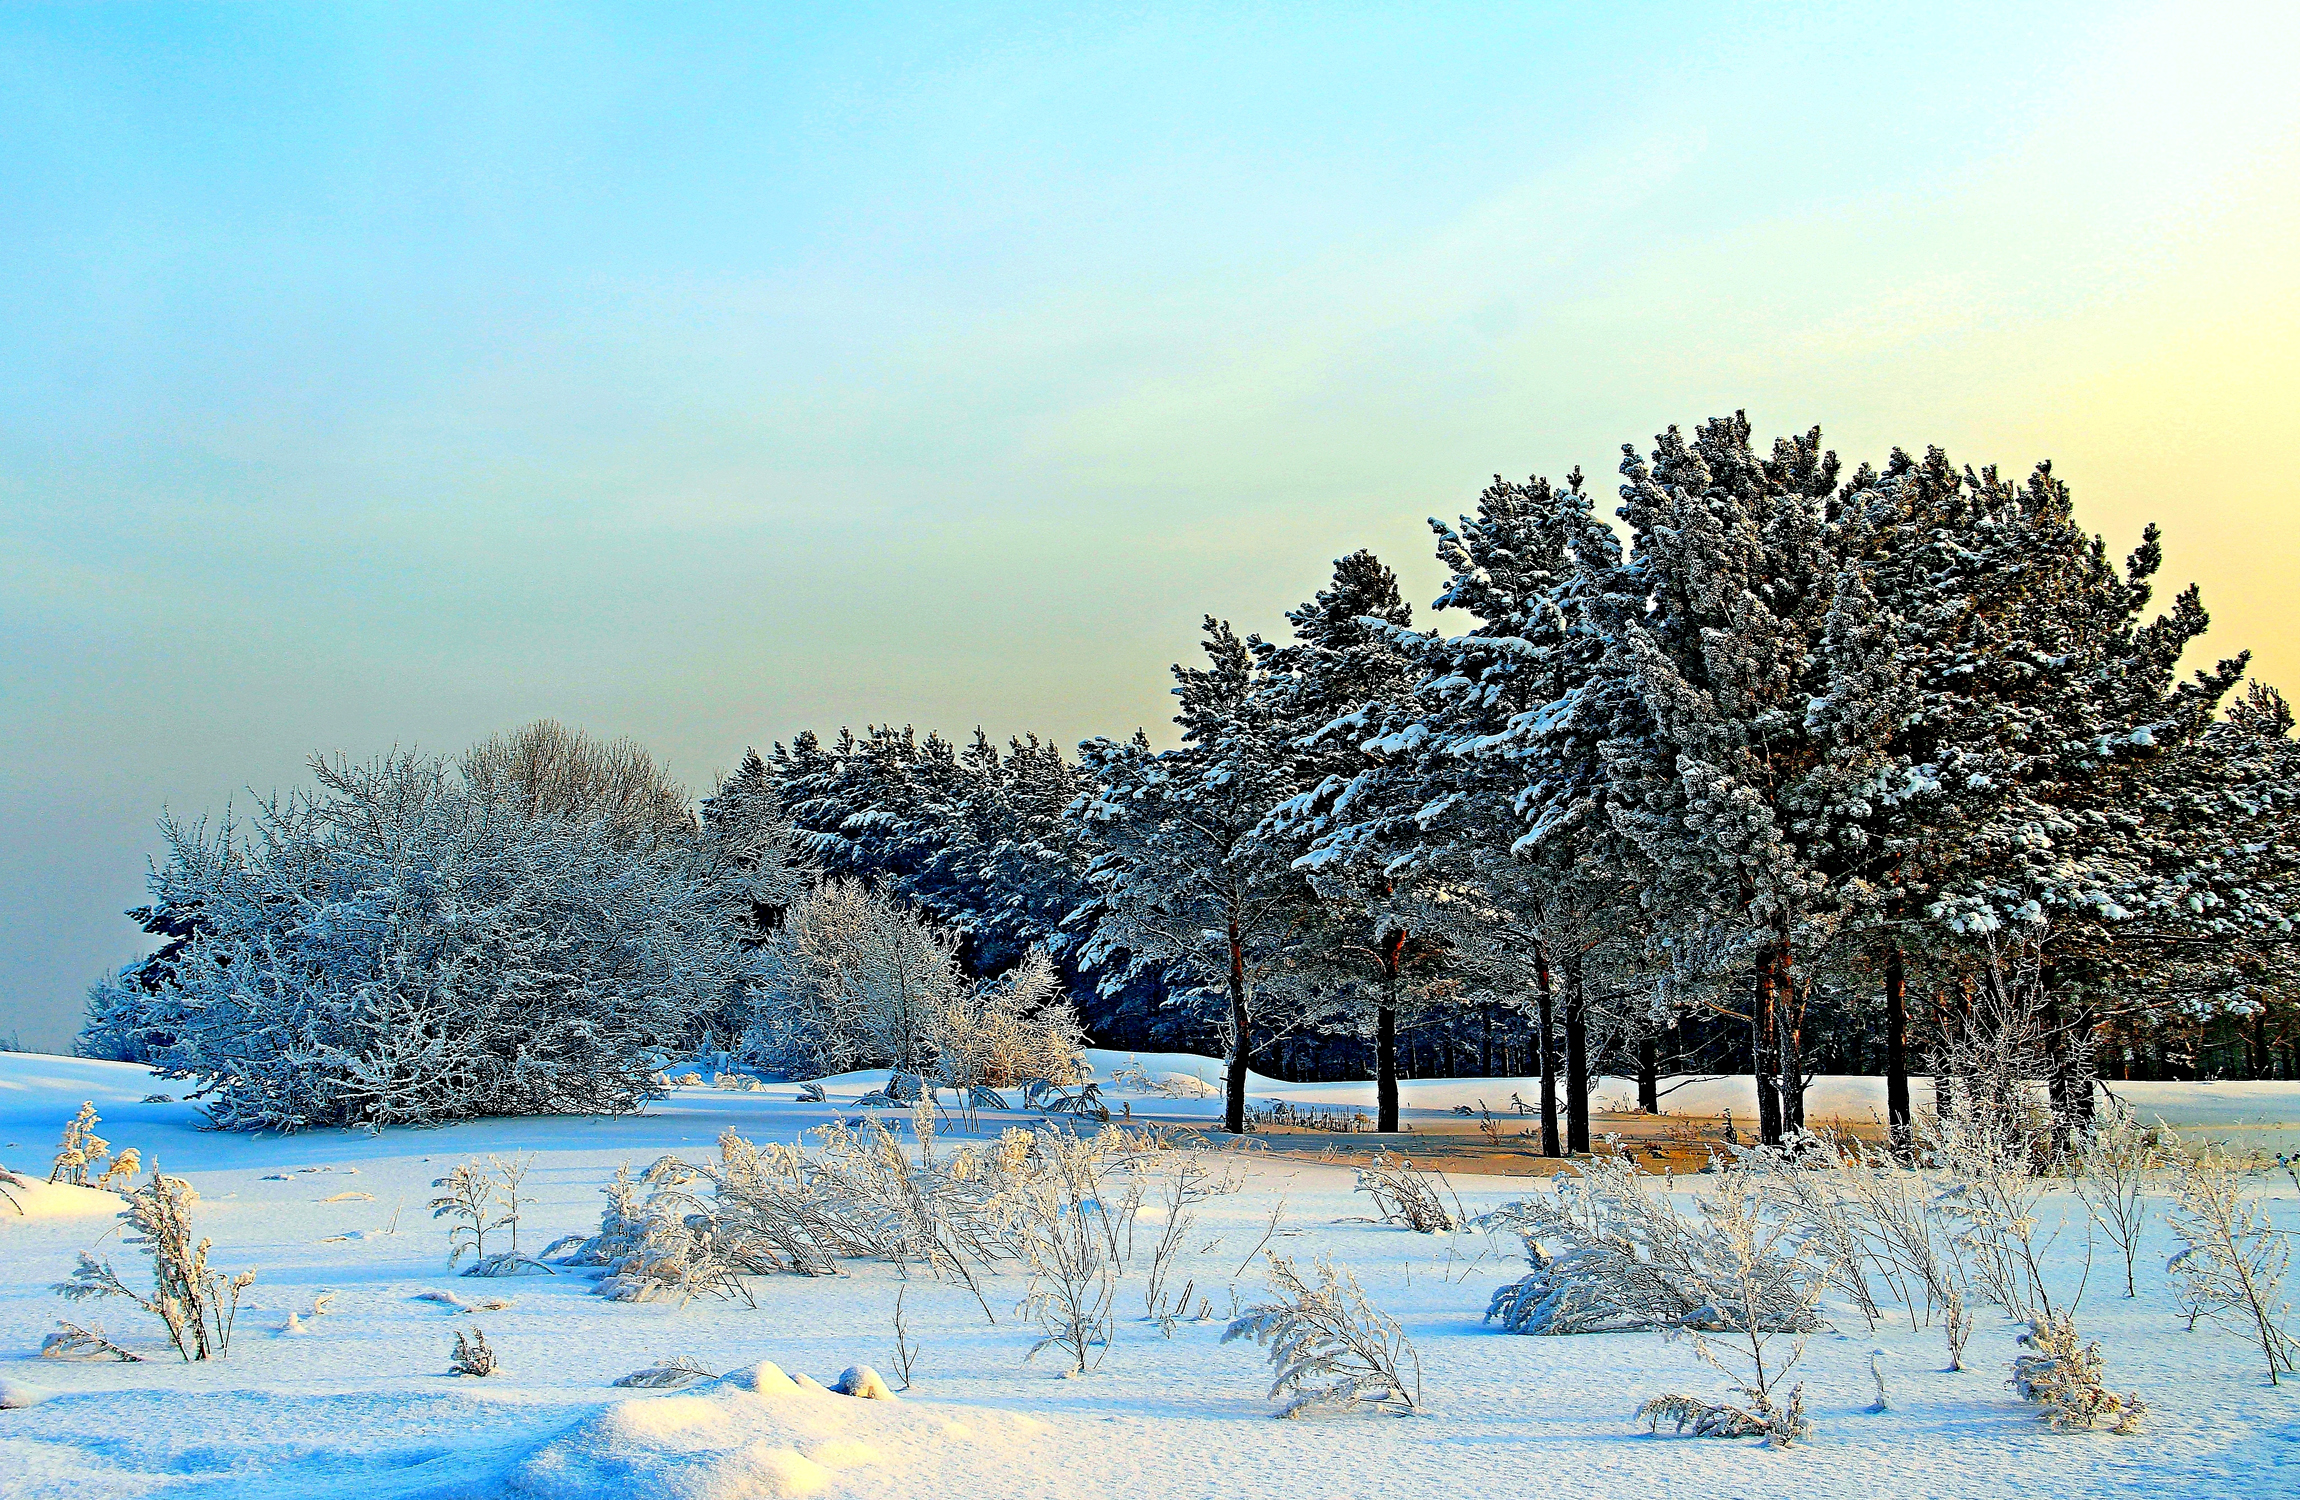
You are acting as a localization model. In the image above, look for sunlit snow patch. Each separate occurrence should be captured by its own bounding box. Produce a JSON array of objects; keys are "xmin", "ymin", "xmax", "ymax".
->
[{"xmin": 418, "ymin": 1360, "xmax": 1045, "ymax": 1500}]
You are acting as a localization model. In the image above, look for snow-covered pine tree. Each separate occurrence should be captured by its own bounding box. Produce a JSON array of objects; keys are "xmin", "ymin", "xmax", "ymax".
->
[
  {"xmin": 1254, "ymin": 551, "xmax": 1448, "ymax": 1134},
  {"xmin": 1071, "ymin": 619, "xmax": 1319, "ymax": 1134},
  {"xmin": 1287, "ymin": 472, "xmax": 1653, "ymax": 1153}
]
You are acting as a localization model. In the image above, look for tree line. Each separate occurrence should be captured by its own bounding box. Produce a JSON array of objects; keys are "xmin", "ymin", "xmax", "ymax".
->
[{"xmin": 82, "ymin": 414, "xmax": 2300, "ymax": 1141}]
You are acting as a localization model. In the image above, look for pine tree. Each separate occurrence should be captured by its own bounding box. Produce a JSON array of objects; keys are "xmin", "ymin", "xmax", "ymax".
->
[{"xmin": 1072, "ymin": 619, "xmax": 1318, "ymax": 1133}]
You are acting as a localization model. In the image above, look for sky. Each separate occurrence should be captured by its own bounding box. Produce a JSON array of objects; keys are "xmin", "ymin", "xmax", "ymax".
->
[{"xmin": 3, "ymin": 1, "xmax": 2297, "ymax": 1050}]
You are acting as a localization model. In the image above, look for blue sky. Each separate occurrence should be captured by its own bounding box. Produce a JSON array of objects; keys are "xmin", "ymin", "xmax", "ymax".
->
[{"xmin": 5, "ymin": 2, "xmax": 2297, "ymax": 1047}]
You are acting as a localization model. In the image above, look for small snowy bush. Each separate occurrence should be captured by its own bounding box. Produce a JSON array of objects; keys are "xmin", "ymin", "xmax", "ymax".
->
[
  {"xmin": 54, "ymin": 1165, "xmax": 255, "ymax": 1361},
  {"xmin": 1480, "ymin": 1152, "xmax": 1820, "ymax": 1337},
  {"xmin": 2009, "ymin": 1314, "xmax": 2146, "ymax": 1433},
  {"xmin": 450, "ymin": 1326, "xmax": 499, "ymax": 1377},
  {"xmin": 2165, "ymin": 1139, "xmax": 2299, "ymax": 1382},
  {"xmin": 2069, "ymin": 1101, "xmax": 2165, "ymax": 1299},
  {"xmin": 47, "ymin": 1103, "xmax": 135, "ymax": 1190},
  {"xmin": 1350, "ymin": 1152, "xmax": 1461, "ymax": 1233},
  {"xmin": 611, "ymin": 1356, "xmax": 718, "ymax": 1388},
  {"xmin": 1224, "ymin": 1254, "xmax": 1421, "ymax": 1418}
]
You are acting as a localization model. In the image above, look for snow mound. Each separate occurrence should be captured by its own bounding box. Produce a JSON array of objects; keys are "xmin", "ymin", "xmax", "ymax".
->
[
  {"xmin": 428, "ymin": 1361, "xmax": 1043, "ymax": 1500},
  {"xmin": 0, "ymin": 1165, "xmax": 124, "ymax": 1222},
  {"xmin": 0, "ymin": 1376, "xmax": 56, "ymax": 1409}
]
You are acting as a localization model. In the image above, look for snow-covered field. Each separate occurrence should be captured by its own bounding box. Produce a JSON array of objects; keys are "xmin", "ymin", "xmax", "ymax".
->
[{"xmin": 2, "ymin": 1049, "xmax": 2295, "ymax": 1499}]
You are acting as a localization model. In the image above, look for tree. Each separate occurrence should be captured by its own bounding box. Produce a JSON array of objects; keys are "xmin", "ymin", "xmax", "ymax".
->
[
  {"xmin": 1256, "ymin": 551, "xmax": 1442, "ymax": 1132},
  {"xmin": 1072, "ymin": 619, "xmax": 1316, "ymax": 1133},
  {"xmin": 81, "ymin": 745, "xmax": 738, "ymax": 1130},
  {"xmin": 737, "ymin": 880, "xmax": 961, "ymax": 1078}
]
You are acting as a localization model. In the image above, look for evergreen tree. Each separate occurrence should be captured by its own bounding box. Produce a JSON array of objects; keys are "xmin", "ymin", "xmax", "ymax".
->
[{"xmin": 1072, "ymin": 619, "xmax": 1317, "ymax": 1132}]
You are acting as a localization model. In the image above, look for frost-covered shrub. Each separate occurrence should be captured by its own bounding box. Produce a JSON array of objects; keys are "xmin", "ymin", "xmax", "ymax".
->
[
  {"xmin": 2010, "ymin": 1315, "xmax": 2146, "ymax": 1432},
  {"xmin": 735, "ymin": 883, "xmax": 1084, "ymax": 1094},
  {"xmin": 450, "ymin": 1326, "xmax": 499, "ymax": 1377},
  {"xmin": 2069, "ymin": 1100, "xmax": 2165, "ymax": 1299},
  {"xmin": 927, "ymin": 949, "xmax": 1088, "ymax": 1093},
  {"xmin": 554, "ymin": 1119, "xmax": 1157, "ymax": 1322},
  {"xmin": 1930, "ymin": 1080, "xmax": 2068, "ymax": 1321},
  {"xmin": 1224, "ymin": 1254, "xmax": 1421, "ymax": 1417},
  {"xmin": 1350, "ymin": 1152, "xmax": 1461, "ymax": 1233},
  {"xmin": 1637, "ymin": 1386, "xmax": 1808, "ymax": 1446},
  {"xmin": 2165, "ymin": 1139, "xmax": 2298, "ymax": 1382},
  {"xmin": 1627, "ymin": 1167, "xmax": 1824, "ymax": 1448},
  {"xmin": 735, "ymin": 880, "xmax": 961, "ymax": 1078},
  {"xmin": 1480, "ymin": 1153, "xmax": 1820, "ymax": 1337},
  {"xmin": 48, "ymin": 1103, "xmax": 107, "ymax": 1187},
  {"xmin": 80, "ymin": 749, "xmax": 749, "ymax": 1130},
  {"xmin": 1005, "ymin": 1127, "xmax": 1134, "ymax": 1373},
  {"xmin": 611, "ymin": 1356, "xmax": 718, "ymax": 1388},
  {"xmin": 1731, "ymin": 1135, "xmax": 1882, "ymax": 1330},
  {"xmin": 430, "ymin": 1155, "xmax": 554, "ymax": 1277},
  {"xmin": 54, "ymin": 1165, "xmax": 255, "ymax": 1361}
]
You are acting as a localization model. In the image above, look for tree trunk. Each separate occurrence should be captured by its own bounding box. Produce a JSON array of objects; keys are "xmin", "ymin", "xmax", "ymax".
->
[
  {"xmin": 1637, "ymin": 1035, "xmax": 1659, "ymax": 1114},
  {"xmin": 1534, "ymin": 939, "xmax": 1561, "ymax": 1158},
  {"xmin": 1375, "ymin": 1001, "xmax": 1400, "ymax": 1135},
  {"xmin": 1224, "ymin": 914, "xmax": 1249, "ymax": 1135},
  {"xmin": 1885, "ymin": 944, "xmax": 1912, "ymax": 1160},
  {"xmin": 1753, "ymin": 941, "xmax": 1784, "ymax": 1147},
  {"xmin": 1374, "ymin": 930, "xmax": 1405, "ymax": 1133},
  {"xmin": 1481, "ymin": 1003, "xmax": 1495, "ymax": 1078},
  {"xmin": 1774, "ymin": 916, "xmax": 1806, "ymax": 1134},
  {"xmin": 1564, "ymin": 951, "xmax": 1590, "ymax": 1155}
]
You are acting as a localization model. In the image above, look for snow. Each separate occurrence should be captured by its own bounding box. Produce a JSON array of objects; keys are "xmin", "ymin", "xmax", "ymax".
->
[
  {"xmin": 0, "ymin": 1168, "xmax": 124, "ymax": 1222},
  {"xmin": 3, "ymin": 1049, "xmax": 2297, "ymax": 1498}
]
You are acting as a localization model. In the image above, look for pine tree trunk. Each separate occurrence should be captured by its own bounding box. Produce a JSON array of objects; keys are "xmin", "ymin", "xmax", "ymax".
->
[
  {"xmin": 1225, "ymin": 914, "xmax": 1250, "ymax": 1135},
  {"xmin": 1375, "ymin": 1002, "xmax": 1400, "ymax": 1134},
  {"xmin": 1481, "ymin": 1003, "xmax": 1494, "ymax": 1077},
  {"xmin": 1774, "ymin": 916, "xmax": 1805, "ymax": 1134},
  {"xmin": 1753, "ymin": 942, "xmax": 1784, "ymax": 1147},
  {"xmin": 1637, "ymin": 1036, "xmax": 1659, "ymax": 1113},
  {"xmin": 1885, "ymin": 944, "xmax": 1912, "ymax": 1159},
  {"xmin": 1534, "ymin": 939, "xmax": 1561, "ymax": 1158},
  {"xmin": 2043, "ymin": 986, "xmax": 2096, "ymax": 1147},
  {"xmin": 1564, "ymin": 951, "xmax": 1590, "ymax": 1156},
  {"xmin": 1374, "ymin": 930, "xmax": 1405, "ymax": 1133}
]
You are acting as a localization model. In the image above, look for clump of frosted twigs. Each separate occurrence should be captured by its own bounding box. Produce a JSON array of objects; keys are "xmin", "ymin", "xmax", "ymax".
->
[
  {"xmin": 1007, "ymin": 1126, "xmax": 1136, "ymax": 1373},
  {"xmin": 2069, "ymin": 1101, "xmax": 2165, "ymax": 1299},
  {"xmin": 2010, "ymin": 1314, "xmax": 2145, "ymax": 1432},
  {"xmin": 2165, "ymin": 1138, "xmax": 2298, "ymax": 1382},
  {"xmin": 1638, "ymin": 1386, "xmax": 1809, "ymax": 1447},
  {"xmin": 430, "ymin": 1155, "xmax": 554, "ymax": 1277},
  {"xmin": 612, "ymin": 1355, "xmax": 718, "ymax": 1388},
  {"xmin": 450, "ymin": 1326, "xmax": 498, "ymax": 1376},
  {"xmin": 47, "ymin": 1103, "xmax": 139, "ymax": 1191},
  {"xmin": 1730, "ymin": 1135, "xmax": 1883, "ymax": 1330},
  {"xmin": 1223, "ymin": 1254, "xmax": 1421, "ymax": 1417},
  {"xmin": 549, "ymin": 1114, "xmax": 1161, "ymax": 1317},
  {"xmin": 1479, "ymin": 1151, "xmax": 1820, "ymax": 1337},
  {"xmin": 39, "ymin": 1322, "xmax": 142, "ymax": 1362},
  {"xmin": 1928, "ymin": 1081, "xmax": 2066, "ymax": 1321},
  {"xmin": 1350, "ymin": 1151, "xmax": 1462, "ymax": 1233},
  {"xmin": 54, "ymin": 1164, "xmax": 254, "ymax": 1362},
  {"xmin": 1629, "ymin": 1166, "xmax": 1823, "ymax": 1448}
]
